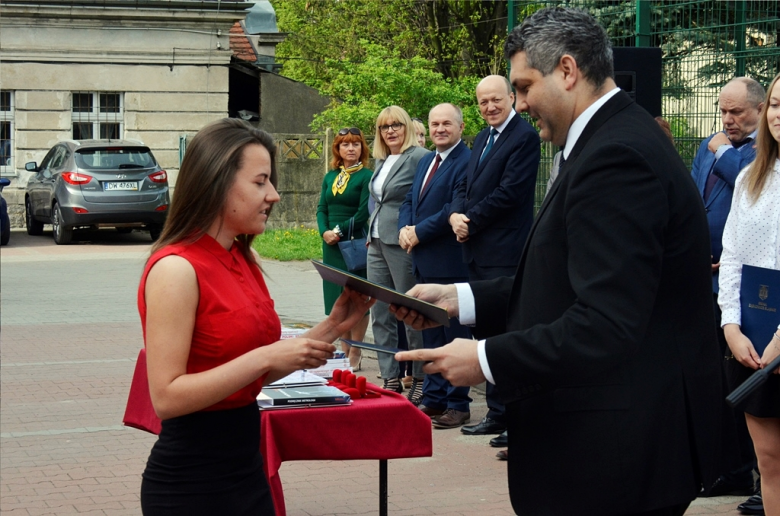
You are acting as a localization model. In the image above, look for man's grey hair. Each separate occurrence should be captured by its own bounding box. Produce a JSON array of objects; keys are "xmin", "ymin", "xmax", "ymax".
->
[
  {"xmin": 431, "ymin": 103, "xmax": 464, "ymax": 125},
  {"xmin": 504, "ymin": 7, "xmax": 613, "ymax": 89},
  {"xmin": 727, "ymin": 77, "xmax": 766, "ymax": 108}
]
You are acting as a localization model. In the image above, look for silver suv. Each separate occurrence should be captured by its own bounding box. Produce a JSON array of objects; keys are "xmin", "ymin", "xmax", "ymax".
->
[{"xmin": 25, "ymin": 140, "xmax": 169, "ymax": 244}]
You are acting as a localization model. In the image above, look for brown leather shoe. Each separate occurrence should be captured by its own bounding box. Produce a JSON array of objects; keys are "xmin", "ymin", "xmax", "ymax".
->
[
  {"xmin": 419, "ymin": 405, "xmax": 444, "ymax": 418},
  {"xmin": 496, "ymin": 449, "xmax": 508, "ymax": 461},
  {"xmin": 432, "ymin": 409, "xmax": 470, "ymax": 429}
]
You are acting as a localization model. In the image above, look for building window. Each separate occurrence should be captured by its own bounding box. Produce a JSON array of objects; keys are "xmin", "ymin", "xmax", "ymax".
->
[
  {"xmin": 72, "ymin": 92, "xmax": 123, "ymax": 140},
  {"xmin": 1, "ymin": 91, "xmax": 13, "ymax": 175}
]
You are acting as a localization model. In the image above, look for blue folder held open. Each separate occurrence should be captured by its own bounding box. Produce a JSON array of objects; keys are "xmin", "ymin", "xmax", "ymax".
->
[{"xmin": 740, "ymin": 264, "xmax": 780, "ymax": 355}]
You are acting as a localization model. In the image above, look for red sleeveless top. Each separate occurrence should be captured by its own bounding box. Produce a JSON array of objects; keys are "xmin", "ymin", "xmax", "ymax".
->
[{"xmin": 138, "ymin": 235, "xmax": 282, "ymax": 411}]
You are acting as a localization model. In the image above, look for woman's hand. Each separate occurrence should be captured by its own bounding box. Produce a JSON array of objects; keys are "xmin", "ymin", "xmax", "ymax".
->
[
  {"xmin": 327, "ymin": 287, "xmax": 376, "ymax": 335},
  {"xmin": 724, "ymin": 323, "xmax": 761, "ymax": 370},
  {"xmin": 263, "ymin": 338, "xmax": 336, "ymax": 383},
  {"xmin": 323, "ymin": 230, "xmax": 340, "ymax": 245},
  {"xmin": 759, "ymin": 333, "xmax": 780, "ymax": 374}
]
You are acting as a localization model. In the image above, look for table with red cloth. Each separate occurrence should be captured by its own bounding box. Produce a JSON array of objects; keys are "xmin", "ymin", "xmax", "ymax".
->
[
  {"xmin": 123, "ymin": 351, "xmax": 432, "ymax": 516},
  {"xmin": 260, "ymin": 384, "xmax": 433, "ymax": 516}
]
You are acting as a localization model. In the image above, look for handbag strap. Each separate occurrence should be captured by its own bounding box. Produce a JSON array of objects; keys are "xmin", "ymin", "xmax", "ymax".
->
[{"xmin": 347, "ymin": 217, "xmax": 355, "ymax": 240}]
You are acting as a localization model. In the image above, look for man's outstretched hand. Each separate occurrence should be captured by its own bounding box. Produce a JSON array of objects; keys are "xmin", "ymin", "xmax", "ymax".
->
[{"xmin": 395, "ymin": 338, "xmax": 485, "ymax": 387}]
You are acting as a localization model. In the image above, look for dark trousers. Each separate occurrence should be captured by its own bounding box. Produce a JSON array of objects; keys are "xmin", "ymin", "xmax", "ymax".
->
[
  {"xmin": 623, "ymin": 501, "xmax": 690, "ymax": 516},
  {"xmin": 712, "ymin": 294, "xmax": 757, "ymax": 478},
  {"xmin": 467, "ymin": 262, "xmax": 516, "ymax": 423}
]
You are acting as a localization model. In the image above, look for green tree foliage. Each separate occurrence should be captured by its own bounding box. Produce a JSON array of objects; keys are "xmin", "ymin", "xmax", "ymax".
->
[
  {"xmin": 271, "ymin": 0, "xmax": 511, "ymax": 134},
  {"xmin": 309, "ymin": 42, "xmax": 484, "ymax": 135}
]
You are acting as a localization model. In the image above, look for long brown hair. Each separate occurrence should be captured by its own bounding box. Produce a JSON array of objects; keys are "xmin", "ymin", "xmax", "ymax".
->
[
  {"xmin": 330, "ymin": 128, "xmax": 370, "ymax": 169},
  {"xmin": 745, "ymin": 72, "xmax": 779, "ymax": 202},
  {"xmin": 150, "ymin": 118, "xmax": 278, "ymax": 264}
]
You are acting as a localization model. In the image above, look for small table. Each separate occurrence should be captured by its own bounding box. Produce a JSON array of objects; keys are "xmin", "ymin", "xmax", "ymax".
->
[{"xmin": 260, "ymin": 385, "xmax": 433, "ymax": 516}]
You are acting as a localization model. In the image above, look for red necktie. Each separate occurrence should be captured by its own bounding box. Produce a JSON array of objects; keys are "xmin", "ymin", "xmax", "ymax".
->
[{"xmin": 420, "ymin": 154, "xmax": 441, "ymax": 198}]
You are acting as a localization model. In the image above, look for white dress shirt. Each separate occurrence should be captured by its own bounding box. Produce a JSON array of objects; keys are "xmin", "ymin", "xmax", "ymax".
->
[{"xmin": 718, "ymin": 158, "xmax": 780, "ymax": 333}]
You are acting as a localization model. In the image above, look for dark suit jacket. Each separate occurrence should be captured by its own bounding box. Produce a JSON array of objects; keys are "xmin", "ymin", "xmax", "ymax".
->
[
  {"xmin": 450, "ymin": 114, "xmax": 540, "ymax": 268},
  {"xmin": 471, "ymin": 92, "xmax": 721, "ymax": 515},
  {"xmin": 398, "ymin": 141, "xmax": 471, "ymax": 280},
  {"xmin": 690, "ymin": 133, "xmax": 757, "ymax": 292}
]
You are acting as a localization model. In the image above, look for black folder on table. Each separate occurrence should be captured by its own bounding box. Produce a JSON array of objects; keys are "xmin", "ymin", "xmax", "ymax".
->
[
  {"xmin": 739, "ymin": 265, "xmax": 780, "ymax": 355},
  {"xmin": 311, "ymin": 260, "xmax": 450, "ymax": 327}
]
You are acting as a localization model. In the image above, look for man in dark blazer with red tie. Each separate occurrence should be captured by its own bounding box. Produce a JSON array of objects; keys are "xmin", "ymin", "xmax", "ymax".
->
[
  {"xmin": 449, "ymin": 74, "xmax": 540, "ymax": 439},
  {"xmin": 395, "ymin": 7, "xmax": 722, "ymax": 516},
  {"xmin": 398, "ymin": 103, "xmax": 473, "ymax": 429}
]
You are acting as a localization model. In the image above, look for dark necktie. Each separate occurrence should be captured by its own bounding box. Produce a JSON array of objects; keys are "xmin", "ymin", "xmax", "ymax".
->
[
  {"xmin": 703, "ymin": 137, "xmax": 752, "ymax": 202},
  {"xmin": 420, "ymin": 154, "xmax": 441, "ymax": 198},
  {"xmin": 479, "ymin": 128, "xmax": 498, "ymax": 164}
]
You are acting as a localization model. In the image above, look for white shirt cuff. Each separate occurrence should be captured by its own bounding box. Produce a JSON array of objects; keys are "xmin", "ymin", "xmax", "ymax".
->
[
  {"xmin": 455, "ymin": 282, "xmax": 476, "ymax": 325},
  {"xmin": 714, "ymin": 144, "xmax": 731, "ymax": 161},
  {"xmin": 477, "ymin": 339, "xmax": 495, "ymax": 385}
]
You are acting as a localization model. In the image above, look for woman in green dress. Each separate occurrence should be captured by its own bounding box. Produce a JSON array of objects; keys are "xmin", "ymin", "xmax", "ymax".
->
[{"xmin": 317, "ymin": 127, "xmax": 373, "ymax": 370}]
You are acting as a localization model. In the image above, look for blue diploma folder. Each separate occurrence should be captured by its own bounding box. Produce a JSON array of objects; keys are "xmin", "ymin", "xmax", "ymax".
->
[{"xmin": 740, "ymin": 264, "xmax": 780, "ymax": 355}]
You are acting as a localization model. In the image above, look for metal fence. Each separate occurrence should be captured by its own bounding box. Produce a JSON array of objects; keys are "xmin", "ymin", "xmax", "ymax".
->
[{"xmin": 510, "ymin": 0, "xmax": 780, "ymax": 211}]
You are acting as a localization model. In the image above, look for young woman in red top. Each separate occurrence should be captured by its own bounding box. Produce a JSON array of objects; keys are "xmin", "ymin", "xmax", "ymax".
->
[{"xmin": 139, "ymin": 118, "xmax": 374, "ymax": 515}]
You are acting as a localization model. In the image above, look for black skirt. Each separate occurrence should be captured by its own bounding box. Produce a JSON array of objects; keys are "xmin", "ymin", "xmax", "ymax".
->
[
  {"xmin": 141, "ymin": 403, "xmax": 275, "ymax": 515},
  {"xmin": 725, "ymin": 357, "xmax": 780, "ymax": 418}
]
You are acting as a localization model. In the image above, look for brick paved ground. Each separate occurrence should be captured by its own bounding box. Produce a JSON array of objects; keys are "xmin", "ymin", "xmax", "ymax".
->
[{"xmin": 1, "ymin": 229, "xmax": 746, "ymax": 515}]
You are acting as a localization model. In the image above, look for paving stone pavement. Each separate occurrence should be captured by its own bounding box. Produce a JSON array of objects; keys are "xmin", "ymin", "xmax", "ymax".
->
[{"xmin": 1, "ymin": 229, "xmax": 746, "ymax": 515}]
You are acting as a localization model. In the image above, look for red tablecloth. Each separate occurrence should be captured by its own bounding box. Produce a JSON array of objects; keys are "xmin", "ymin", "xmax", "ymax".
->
[
  {"xmin": 123, "ymin": 351, "xmax": 433, "ymax": 516},
  {"xmin": 260, "ymin": 385, "xmax": 433, "ymax": 516}
]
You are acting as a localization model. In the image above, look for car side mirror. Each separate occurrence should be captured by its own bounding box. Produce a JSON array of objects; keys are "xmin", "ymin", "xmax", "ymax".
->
[
  {"xmin": 0, "ymin": 177, "xmax": 10, "ymax": 191},
  {"xmin": 25, "ymin": 162, "xmax": 38, "ymax": 172}
]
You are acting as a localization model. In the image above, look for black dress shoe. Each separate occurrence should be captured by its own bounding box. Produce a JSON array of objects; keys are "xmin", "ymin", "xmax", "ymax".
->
[
  {"xmin": 489, "ymin": 430, "xmax": 508, "ymax": 447},
  {"xmin": 700, "ymin": 474, "xmax": 755, "ymax": 497},
  {"xmin": 460, "ymin": 417, "xmax": 506, "ymax": 435},
  {"xmin": 738, "ymin": 493, "xmax": 764, "ymax": 515}
]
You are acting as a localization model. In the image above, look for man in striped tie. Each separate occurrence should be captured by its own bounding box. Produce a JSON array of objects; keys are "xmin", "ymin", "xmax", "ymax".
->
[{"xmin": 399, "ymin": 103, "xmax": 473, "ymax": 428}]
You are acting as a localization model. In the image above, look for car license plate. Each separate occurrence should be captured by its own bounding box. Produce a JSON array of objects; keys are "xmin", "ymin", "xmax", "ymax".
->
[{"xmin": 103, "ymin": 181, "xmax": 138, "ymax": 191}]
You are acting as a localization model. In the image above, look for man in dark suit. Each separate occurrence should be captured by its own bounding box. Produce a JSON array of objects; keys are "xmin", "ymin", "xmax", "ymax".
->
[
  {"xmin": 691, "ymin": 77, "xmax": 764, "ymax": 501},
  {"xmin": 398, "ymin": 103, "xmax": 473, "ymax": 429},
  {"xmin": 449, "ymin": 74, "xmax": 540, "ymax": 439},
  {"xmin": 394, "ymin": 7, "xmax": 722, "ymax": 515}
]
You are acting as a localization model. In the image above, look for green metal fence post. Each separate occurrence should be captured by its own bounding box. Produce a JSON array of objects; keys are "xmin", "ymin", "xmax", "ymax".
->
[
  {"xmin": 735, "ymin": 0, "xmax": 746, "ymax": 77},
  {"xmin": 635, "ymin": 0, "xmax": 651, "ymax": 47}
]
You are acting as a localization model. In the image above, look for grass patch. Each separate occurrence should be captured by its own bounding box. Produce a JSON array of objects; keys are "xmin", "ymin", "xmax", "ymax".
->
[{"xmin": 252, "ymin": 227, "xmax": 323, "ymax": 261}]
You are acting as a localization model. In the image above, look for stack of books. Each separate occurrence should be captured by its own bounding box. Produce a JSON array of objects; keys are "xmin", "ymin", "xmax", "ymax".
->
[{"xmin": 257, "ymin": 385, "xmax": 351, "ymax": 410}]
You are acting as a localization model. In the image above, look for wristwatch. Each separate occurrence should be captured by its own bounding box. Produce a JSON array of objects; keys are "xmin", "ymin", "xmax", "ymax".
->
[{"xmin": 333, "ymin": 225, "xmax": 343, "ymax": 237}]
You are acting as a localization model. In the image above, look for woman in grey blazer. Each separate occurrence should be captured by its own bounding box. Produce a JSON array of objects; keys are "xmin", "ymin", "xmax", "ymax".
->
[{"xmin": 367, "ymin": 105, "xmax": 429, "ymax": 402}]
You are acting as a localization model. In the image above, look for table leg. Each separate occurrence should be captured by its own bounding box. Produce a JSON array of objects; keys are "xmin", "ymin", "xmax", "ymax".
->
[{"xmin": 379, "ymin": 459, "xmax": 388, "ymax": 516}]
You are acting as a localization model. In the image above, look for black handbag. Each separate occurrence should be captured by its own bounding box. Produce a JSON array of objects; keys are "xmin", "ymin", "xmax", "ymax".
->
[{"xmin": 337, "ymin": 218, "xmax": 368, "ymax": 272}]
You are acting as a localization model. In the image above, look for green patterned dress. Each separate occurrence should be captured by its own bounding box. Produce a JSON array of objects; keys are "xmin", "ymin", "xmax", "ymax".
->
[{"xmin": 316, "ymin": 167, "xmax": 372, "ymax": 314}]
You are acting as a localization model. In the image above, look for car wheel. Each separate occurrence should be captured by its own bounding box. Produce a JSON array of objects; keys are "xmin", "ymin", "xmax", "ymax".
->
[
  {"xmin": 148, "ymin": 224, "xmax": 163, "ymax": 242},
  {"xmin": 115, "ymin": 227, "xmax": 133, "ymax": 234},
  {"xmin": 25, "ymin": 197, "xmax": 44, "ymax": 236},
  {"xmin": 52, "ymin": 202, "xmax": 73, "ymax": 245}
]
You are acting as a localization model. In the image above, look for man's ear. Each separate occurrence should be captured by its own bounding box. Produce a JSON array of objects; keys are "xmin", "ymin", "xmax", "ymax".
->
[{"xmin": 558, "ymin": 54, "xmax": 578, "ymax": 90}]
